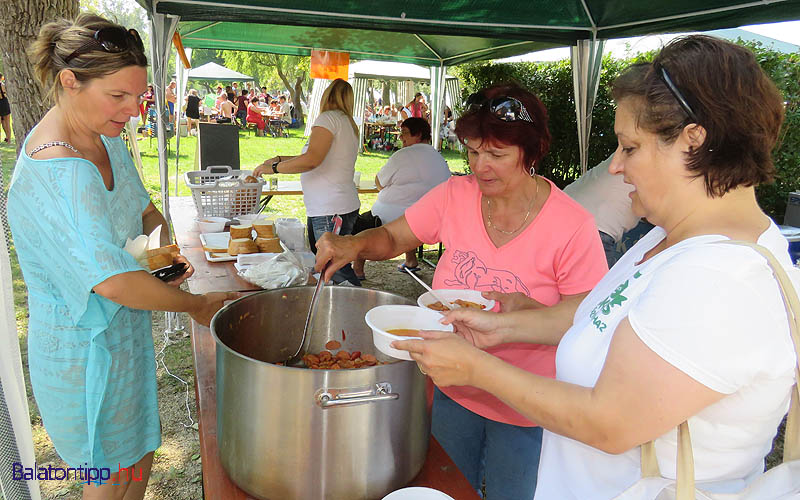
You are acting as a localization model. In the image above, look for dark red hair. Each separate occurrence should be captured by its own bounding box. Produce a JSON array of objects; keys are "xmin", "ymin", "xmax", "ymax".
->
[{"xmin": 455, "ymin": 83, "xmax": 551, "ymax": 171}]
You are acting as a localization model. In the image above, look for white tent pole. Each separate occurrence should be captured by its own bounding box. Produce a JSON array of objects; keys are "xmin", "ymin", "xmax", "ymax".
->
[
  {"xmin": 350, "ymin": 77, "xmax": 368, "ymax": 151},
  {"xmin": 175, "ymin": 47, "xmax": 192, "ymax": 196},
  {"xmin": 571, "ymin": 38, "xmax": 605, "ymax": 174},
  {"xmin": 126, "ymin": 120, "xmax": 145, "ymax": 179},
  {"xmin": 304, "ymin": 79, "xmax": 331, "ymax": 137},
  {"xmin": 430, "ymin": 65, "xmax": 446, "ymax": 151},
  {"xmin": 0, "ymin": 226, "xmax": 41, "ymax": 500},
  {"xmin": 149, "ymin": 13, "xmax": 181, "ymax": 239}
]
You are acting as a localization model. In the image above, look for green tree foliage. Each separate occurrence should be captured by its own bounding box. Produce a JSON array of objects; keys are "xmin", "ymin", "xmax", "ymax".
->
[
  {"xmin": 454, "ymin": 58, "xmax": 623, "ymax": 188},
  {"xmin": 80, "ymin": 0, "xmax": 149, "ymax": 46},
  {"xmin": 219, "ymin": 51, "xmax": 310, "ymax": 124},
  {"xmin": 745, "ymin": 41, "xmax": 800, "ymax": 223},
  {"xmin": 190, "ymin": 48, "xmax": 225, "ymax": 68},
  {"xmin": 453, "ymin": 42, "xmax": 799, "ymax": 222}
]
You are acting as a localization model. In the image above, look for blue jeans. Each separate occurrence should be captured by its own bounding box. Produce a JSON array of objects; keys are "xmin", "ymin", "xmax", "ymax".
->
[
  {"xmin": 307, "ymin": 210, "xmax": 361, "ymax": 286},
  {"xmin": 432, "ymin": 387, "xmax": 542, "ymax": 500},
  {"xmin": 599, "ymin": 231, "xmax": 621, "ymax": 269}
]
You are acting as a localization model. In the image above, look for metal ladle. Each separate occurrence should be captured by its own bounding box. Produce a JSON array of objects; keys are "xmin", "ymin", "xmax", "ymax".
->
[
  {"xmin": 403, "ymin": 267, "xmax": 455, "ymax": 310},
  {"xmin": 285, "ymin": 215, "xmax": 343, "ymax": 365}
]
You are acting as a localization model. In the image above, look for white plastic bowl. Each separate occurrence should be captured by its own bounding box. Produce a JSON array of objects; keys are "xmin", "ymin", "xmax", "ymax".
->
[
  {"xmin": 382, "ymin": 487, "xmax": 455, "ymax": 500},
  {"xmin": 237, "ymin": 213, "xmax": 266, "ymax": 224},
  {"xmin": 364, "ymin": 305, "xmax": 453, "ymax": 361},
  {"xmin": 196, "ymin": 216, "xmax": 228, "ymax": 233},
  {"xmin": 417, "ymin": 289, "xmax": 495, "ymax": 312}
]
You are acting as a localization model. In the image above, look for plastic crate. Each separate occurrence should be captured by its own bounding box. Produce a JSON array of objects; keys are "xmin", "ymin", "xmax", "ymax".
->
[{"xmin": 184, "ymin": 166, "xmax": 264, "ymax": 218}]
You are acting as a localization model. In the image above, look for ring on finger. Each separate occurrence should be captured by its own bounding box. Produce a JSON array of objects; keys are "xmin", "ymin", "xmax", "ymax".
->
[{"xmin": 418, "ymin": 364, "xmax": 427, "ymax": 376}]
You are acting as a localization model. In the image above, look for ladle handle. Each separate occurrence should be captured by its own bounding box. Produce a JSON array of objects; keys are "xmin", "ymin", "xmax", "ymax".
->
[
  {"xmin": 316, "ymin": 383, "xmax": 399, "ymax": 408},
  {"xmin": 318, "ymin": 392, "xmax": 399, "ymax": 409}
]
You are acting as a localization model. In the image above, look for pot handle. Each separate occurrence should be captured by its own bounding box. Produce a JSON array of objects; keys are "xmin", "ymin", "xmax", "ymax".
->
[{"xmin": 316, "ymin": 382, "xmax": 399, "ymax": 409}]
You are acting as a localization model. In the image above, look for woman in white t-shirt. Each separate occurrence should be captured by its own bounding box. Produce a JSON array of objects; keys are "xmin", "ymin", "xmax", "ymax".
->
[
  {"xmin": 352, "ymin": 117, "xmax": 451, "ymax": 278},
  {"xmin": 392, "ymin": 35, "xmax": 799, "ymax": 499},
  {"xmin": 254, "ymin": 79, "xmax": 361, "ymax": 285}
]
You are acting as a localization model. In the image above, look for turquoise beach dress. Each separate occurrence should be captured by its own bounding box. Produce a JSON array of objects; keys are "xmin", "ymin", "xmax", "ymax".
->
[{"xmin": 7, "ymin": 131, "xmax": 161, "ymax": 469}]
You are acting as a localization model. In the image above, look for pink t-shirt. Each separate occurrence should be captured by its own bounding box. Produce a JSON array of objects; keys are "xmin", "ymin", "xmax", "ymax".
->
[{"xmin": 405, "ymin": 175, "xmax": 608, "ymax": 426}]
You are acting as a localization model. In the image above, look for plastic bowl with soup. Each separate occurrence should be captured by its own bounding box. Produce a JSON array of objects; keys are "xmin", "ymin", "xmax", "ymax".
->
[
  {"xmin": 416, "ymin": 289, "xmax": 495, "ymax": 312},
  {"xmin": 365, "ymin": 305, "xmax": 454, "ymax": 360}
]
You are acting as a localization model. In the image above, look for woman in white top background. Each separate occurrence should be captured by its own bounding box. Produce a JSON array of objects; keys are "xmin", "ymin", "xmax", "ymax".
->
[
  {"xmin": 254, "ymin": 78, "xmax": 362, "ymax": 285},
  {"xmin": 394, "ymin": 34, "xmax": 799, "ymax": 499}
]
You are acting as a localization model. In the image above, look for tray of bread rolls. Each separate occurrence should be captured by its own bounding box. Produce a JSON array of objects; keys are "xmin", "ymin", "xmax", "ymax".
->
[{"xmin": 200, "ymin": 219, "xmax": 282, "ymax": 262}]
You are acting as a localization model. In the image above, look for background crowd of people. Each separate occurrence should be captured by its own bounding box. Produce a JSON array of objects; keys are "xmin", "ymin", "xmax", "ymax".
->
[{"xmin": 132, "ymin": 78, "xmax": 296, "ymax": 140}]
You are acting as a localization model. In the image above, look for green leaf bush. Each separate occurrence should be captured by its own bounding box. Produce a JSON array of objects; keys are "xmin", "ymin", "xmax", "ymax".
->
[{"xmin": 453, "ymin": 40, "xmax": 799, "ymax": 222}]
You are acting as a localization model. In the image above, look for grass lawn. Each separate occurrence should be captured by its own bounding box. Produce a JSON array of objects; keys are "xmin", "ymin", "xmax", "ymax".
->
[{"xmin": 134, "ymin": 125, "xmax": 468, "ymax": 220}]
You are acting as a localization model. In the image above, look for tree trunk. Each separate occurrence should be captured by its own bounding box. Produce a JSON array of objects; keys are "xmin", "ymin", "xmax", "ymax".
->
[
  {"xmin": 0, "ymin": 0, "xmax": 78, "ymax": 154},
  {"xmin": 269, "ymin": 54, "xmax": 305, "ymax": 126},
  {"xmin": 292, "ymin": 77, "xmax": 305, "ymax": 126},
  {"xmin": 382, "ymin": 81, "xmax": 390, "ymax": 109}
]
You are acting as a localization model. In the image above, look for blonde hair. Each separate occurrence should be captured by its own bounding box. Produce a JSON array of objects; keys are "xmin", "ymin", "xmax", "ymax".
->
[
  {"xmin": 319, "ymin": 79, "xmax": 358, "ymax": 137},
  {"xmin": 28, "ymin": 13, "xmax": 147, "ymax": 105}
]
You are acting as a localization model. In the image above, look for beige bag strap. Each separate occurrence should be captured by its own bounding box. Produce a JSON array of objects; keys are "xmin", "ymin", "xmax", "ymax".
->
[{"xmin": 638, "ymin": 240, "xmax": 800, "ymax": 499}]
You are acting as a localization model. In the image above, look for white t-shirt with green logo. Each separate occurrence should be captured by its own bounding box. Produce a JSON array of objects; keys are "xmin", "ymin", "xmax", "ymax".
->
[{"xmin": 534, "ymin": 222, "xmax": 798, "ymax": 500}]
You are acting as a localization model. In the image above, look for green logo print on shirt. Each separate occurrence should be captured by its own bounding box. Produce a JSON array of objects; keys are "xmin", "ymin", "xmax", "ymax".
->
[{"xmin": 589, "ymin": 271, "xmax": 642, "ymax": 333}]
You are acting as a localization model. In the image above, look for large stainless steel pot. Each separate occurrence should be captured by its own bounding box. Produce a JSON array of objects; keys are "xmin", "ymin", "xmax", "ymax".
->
[{"xmin": 211, "ymin": 286, "xmax": 431, "ymax": 500}]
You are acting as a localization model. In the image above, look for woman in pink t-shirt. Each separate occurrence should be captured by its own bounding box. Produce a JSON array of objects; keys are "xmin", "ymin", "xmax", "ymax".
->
[{"xmin": 315, "ymin": 83, "xmax": 607, "ymax": 499}]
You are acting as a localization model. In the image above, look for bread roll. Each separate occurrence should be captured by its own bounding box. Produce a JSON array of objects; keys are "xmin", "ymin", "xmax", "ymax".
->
[
  {"xmin": 255, "ymin": 236, "xmax": 282, "ymax": 253},
  {"xmin": 228, "ymin": 238, "xmax": 258, "ymax": 256},
  {"xmin": 203, "ymin": 242, "xmax": 228, "ymax": 253},
  {"xmin": 148, "ymin": 253, "xmax": 173, "ymax": 270},
  {"xmin": 253, "ymin": 220, "xmax": 275, "ymax": 238},
  {"xmin": 230, "ymin": 224, "xmax": 253, "ymax": 240},
  {"xmin": 146, "ymin": 244, "xmax": 180, "ymax": 259},
  {"xmin": 242, "ymin": 175, "xmax": 259, "ymax": 184}
]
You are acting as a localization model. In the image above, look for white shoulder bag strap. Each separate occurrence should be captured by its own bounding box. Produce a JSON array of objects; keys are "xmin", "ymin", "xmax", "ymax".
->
[{"xmin": 639, "ymin": 240, "xmax": 800, "ymax": 500}]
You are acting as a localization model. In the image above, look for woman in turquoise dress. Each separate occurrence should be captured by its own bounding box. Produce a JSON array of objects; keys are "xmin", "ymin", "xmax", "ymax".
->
[{"xmin": 8, "ymin": 14, "xmax": 236, "ymax": 500}]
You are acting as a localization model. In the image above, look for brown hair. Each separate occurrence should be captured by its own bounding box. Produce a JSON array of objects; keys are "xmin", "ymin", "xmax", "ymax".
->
[
  {"xmin": 28, "ymin": 14, "xmax": 147, "ymax": 105},
  {"xmin": 612, "ymin": 35, "xmax": 784, "ymax": 197},
  {"xmin": 320, "ymin": 78, "xmax": 359, "ymax": 137},
  {"xmin": 401, "ymin": 117, "xmax": 431, "ymax": 142},
  {"xmin": 455, "ymin": 82, "xmax": 551, "ymax": 172}
]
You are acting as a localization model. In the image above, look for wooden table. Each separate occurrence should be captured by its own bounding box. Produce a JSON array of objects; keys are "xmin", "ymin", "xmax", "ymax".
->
[
  {"xmin": 260, "ymin": 178, "xmax": 378, "ymax": 209},
  {"xmin": 171, "ymin": 197, "xmax": 479, "ymax": 500},
  {"xmin": 364, "ymin": 122, "xmax": 398, "ymax": 151}
]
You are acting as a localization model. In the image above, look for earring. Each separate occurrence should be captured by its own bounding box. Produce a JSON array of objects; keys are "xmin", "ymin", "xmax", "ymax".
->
[{"xmin": 529, "ymin": 164, "xmax": 536, "ymax": 177}]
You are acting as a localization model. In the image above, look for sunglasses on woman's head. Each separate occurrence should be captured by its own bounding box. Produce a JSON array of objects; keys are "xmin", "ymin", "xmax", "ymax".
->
[
  {"xmin": 64, "ymin": 27, "xmax": 144, "ymax": 64},
  {"xmin": 465, "ymin": 93, "xmax": 535, "ymax": 124},
  {"xmin": 653, "ymin": 61, "xmax": 699, "ymax": 123}
]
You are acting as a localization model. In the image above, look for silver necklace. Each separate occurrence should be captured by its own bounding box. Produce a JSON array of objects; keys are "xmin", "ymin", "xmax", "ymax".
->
[{"xmin": 486, "ymin": 179, "xmax": 540, "ymax": 235}]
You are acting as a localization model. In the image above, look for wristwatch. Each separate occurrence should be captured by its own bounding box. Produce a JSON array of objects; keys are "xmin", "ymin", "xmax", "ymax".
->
[{"xmin": 271, "ymin": 160, "xmax": 280, "ymax": 174}]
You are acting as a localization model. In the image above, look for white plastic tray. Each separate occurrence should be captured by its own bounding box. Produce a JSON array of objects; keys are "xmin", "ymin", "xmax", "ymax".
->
[{"xmin": 199, "ymin": 232, "xmax": 236, "ymax": 262}]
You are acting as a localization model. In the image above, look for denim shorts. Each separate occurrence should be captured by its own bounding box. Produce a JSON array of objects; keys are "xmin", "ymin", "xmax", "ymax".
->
[{"xmin": 307, "ymin": 210, "xmax": 361, "ymax": 286}]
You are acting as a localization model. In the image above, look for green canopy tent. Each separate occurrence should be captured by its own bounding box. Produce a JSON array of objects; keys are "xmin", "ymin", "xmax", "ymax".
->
[{"xmin": 135, "ymin": 0, "xmax": 800, "ymax": 239}]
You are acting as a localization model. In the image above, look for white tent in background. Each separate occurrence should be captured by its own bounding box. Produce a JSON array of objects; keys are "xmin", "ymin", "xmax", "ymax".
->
[
  {"xmin": 305, "ymin": 60, "xmax": 460, "ymax": 147},
  {"xmin": 182, "ymin": 61, "xmax": 255, "ymax": 82}
]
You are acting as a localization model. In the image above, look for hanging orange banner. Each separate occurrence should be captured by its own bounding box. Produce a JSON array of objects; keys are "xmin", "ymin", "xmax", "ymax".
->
[
  {"xmin": 172, "ymin": 32, "xmax": 191, "ymax": 69},
  {"xmin": 310, "ymin": 50, "xmax": 350, "ymax": 80}
]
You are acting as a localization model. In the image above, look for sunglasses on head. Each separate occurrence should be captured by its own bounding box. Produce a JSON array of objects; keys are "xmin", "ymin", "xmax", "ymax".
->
[
  {"xmin": 465, "ymin": 92, "xmax": 535, "ymax": 124},
  {"xmin": 653, "ymin": 61, "xmax": 699, "ymax": 123},
  {"xmin": 64, "ymin": 27, "xmax": 144, "ymax": 64}
]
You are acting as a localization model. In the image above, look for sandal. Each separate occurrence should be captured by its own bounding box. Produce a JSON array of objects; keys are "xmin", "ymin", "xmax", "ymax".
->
[{"xmin": 397, "ymin": 263, "xmax": 421, "ymax": 273}]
